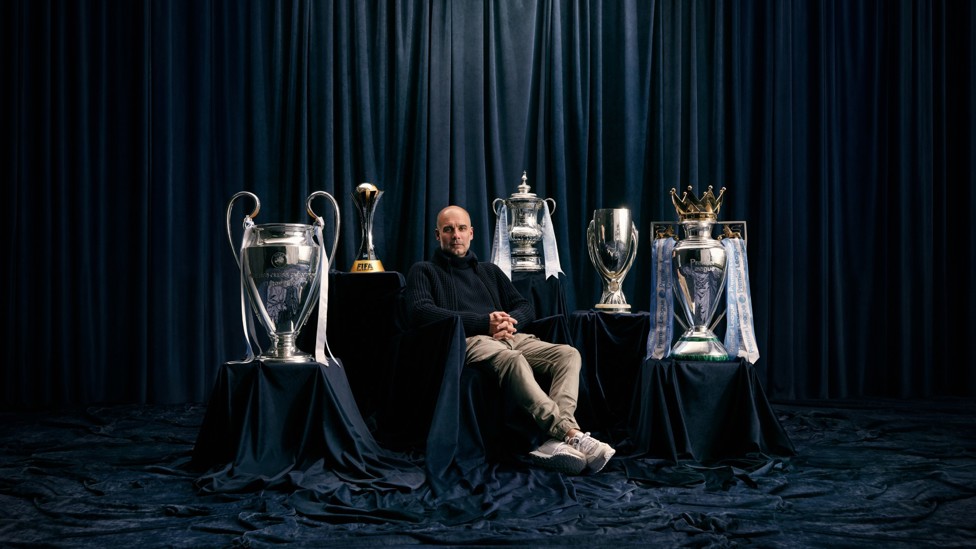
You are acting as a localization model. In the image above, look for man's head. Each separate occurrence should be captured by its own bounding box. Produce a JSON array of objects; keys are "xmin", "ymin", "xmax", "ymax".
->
[{"xmin": 435, "ymin": 205, "xmax": 474, "ymax": 257}]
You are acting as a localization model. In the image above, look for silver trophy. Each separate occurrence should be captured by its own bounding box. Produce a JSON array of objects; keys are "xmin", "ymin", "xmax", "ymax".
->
[
  {"xmin": 492, "ymin": 172, "xmax": 557, "ymax": 272},
  {"xmin": 587, "ymin": 208, "xmax": 638, "ymax": 311},
  {"xmin": 668, "ymin": 185, "xmax": 729, "ymax": 360},
  {"xmin": 226, "ymin": 191, "xmax": 340, "ymax": 362},
  {"xmin": 350, "ymin": 182, "xmax": 385, "ymax": 273}
]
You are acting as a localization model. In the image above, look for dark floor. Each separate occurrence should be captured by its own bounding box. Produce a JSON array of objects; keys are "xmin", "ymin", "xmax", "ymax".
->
[{"xmin": 1, "ymin": 398, "xmax": 974, "ymax": 547}]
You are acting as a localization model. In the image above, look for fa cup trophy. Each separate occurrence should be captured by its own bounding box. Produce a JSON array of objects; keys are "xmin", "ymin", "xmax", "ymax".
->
[
  {"xmin": 225, "ymin": 191, "xmax": 340, "ymax": 363},
  {"xmin": 587, "ymin": 208, "xmax": 638, "ymax": 311},
  {"xmin": 492, "ymin": 172, "xmax": 557, "ymax": 272},
  {"xmin": 350, "ymin": 182, "xmax": 384, "ymax": 273},
  {"xmin": 669, "ymin": 185, "xmax": 729, "ymax": 360}
]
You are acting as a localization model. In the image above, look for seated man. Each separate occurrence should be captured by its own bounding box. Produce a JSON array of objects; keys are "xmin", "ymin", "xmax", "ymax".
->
[{"xmin": 403, "ymin": 205, "xmax": 615, "ymax": 474}]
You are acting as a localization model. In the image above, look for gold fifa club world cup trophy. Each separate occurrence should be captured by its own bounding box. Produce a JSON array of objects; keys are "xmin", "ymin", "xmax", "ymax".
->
[{"xmin": 350, "ymin": 182, "xmax": 385, "ymax": 273}]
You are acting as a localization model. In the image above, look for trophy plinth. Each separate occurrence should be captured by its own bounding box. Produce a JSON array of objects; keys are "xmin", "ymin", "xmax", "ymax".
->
[
  {"xmin": 669, "ymin": 186, "xmax": 729, "ymax": 361},
  {"xmin": 351, "ymin": 182, "xmax": 385, "ymax": 273},
  {"xmin": 587, "ymin": 208, "xmax": 638, "ymax": 311},
  {"xmin": 351, "ymin": 259, "xmax": 384, "ymax": 273}
]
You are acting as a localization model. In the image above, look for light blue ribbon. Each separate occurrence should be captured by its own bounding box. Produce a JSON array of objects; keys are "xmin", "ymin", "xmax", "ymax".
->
[
  {"xmin": 541, "ymin": 201, "xmax": 564, "ymax": 280},
  {"xmin": 722, "ymin": 237, "xmax": 759, "ymax": 363},
  {"xmin": 646, "ymin": 237, "xmax": 675, "ymax": 360},
  {"xmin": 490, "ymin": 205, "xmax": 513, "ymax": 279},
  {"xmin": 313, "ymin": 223, "xmax": 337, "ymax": 366}
]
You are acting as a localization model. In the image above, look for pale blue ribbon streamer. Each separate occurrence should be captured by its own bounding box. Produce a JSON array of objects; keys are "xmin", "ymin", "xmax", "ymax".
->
[
  {"xmin": 313, "ymin": 223, "xmax": 336, "ymax": 366},
  {"xmin": 646, "ymin": 237, "xmax": 675, "ymax": 360},
  {"xmin": 491, "ymin": 205, "xmax": 513, "ymax": 279},
  {"xmin": 722, "ymin": 237, "xmax": 760, "ymax": 363},
  {"xmin": 541, "ymin": 202, "xmax": 564, "ymax": 280},
  {"xmin": 235, "ymin": 221, "xmax": 260, "ymax": 363}
]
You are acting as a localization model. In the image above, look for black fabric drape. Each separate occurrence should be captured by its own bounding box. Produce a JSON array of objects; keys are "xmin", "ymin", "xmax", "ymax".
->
[{"xmin": 4, "ymin": 0, "xmax": 974, "ymax": 408}]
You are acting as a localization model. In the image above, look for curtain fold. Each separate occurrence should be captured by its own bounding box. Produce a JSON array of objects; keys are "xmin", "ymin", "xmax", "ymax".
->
[{"xmin": 3, "ymin": 0, "xmax": 973, "ymax": 407}]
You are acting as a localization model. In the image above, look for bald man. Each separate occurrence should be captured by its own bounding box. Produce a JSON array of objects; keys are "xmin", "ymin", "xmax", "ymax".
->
[{"xmin": 403, "ymin": 205, "xmax": 615, "ymax": 474}]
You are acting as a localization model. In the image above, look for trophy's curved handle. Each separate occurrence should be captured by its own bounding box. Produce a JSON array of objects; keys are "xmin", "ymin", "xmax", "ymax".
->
[
  {"xmin": 492, "ymin": 198, "xmax": 505, "ymax": 217},
  {"xmin": 306, "ymin": 191, "xmax": 341, "ymax": 269},
  {"xmin": 619, "ymin": 222, "xmax": 639, "ymax": 279},
  {"xmin": 226, "ymin": 191, "xmax": 260, "ymax": 269},
  {"xmin": 545, "ymin": 197, "xmax": 557, "ymax": 217},
  {"xmin": 586, "ymin": 220, "xmax": 613, "ymax": 279}
]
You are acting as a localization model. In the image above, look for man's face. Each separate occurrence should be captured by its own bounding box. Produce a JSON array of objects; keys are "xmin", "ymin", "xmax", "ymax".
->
[{"xmin": 435, "ymin": 207, "xmax": 474, "ymax": 257}]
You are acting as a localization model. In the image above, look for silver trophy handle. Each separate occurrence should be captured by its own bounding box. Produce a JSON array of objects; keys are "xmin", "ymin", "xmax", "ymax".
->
[
  {"xmin": 306, "ymin": 191, "xmax": 341, "ymax": 269},
  {"xmin": 545, "ymin": 197, "xmax": 557, "ymax": 217},
  {"xmin": 225, "ymin": 191, "xmax": 260, "ymax": 269},
  {"xmin": 621, "ymin": 222, "xmax": 639, "ymax": 279},
  {"xmin": 492, "ymin": 197, "xmax": 505, "ymax": 216}
]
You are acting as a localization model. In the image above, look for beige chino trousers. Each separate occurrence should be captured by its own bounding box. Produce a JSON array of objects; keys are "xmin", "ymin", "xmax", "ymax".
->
[{"xmin": 465, "ymin": 333, "xmax": 582, "ymax": 441}]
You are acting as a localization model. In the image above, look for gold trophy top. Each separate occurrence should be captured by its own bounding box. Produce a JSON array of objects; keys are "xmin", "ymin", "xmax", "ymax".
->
[{"xmin": 670, "ymin": 185, "xmax": 726, "ymax": 221}]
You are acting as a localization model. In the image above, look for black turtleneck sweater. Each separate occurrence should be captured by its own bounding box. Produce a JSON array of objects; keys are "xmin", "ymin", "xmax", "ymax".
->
[{"xmin": 404, "ymin": 248, "xmax": 535, "ymax": 336}]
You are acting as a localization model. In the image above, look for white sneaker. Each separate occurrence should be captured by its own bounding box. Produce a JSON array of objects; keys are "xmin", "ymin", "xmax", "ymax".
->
[
  {"xmin": 528, "ymin": 439, "xmax": 587, "ymax": 474},
  {"xmin": 566, "ymin": 432, "xmax": 615, "ymax": 473}
]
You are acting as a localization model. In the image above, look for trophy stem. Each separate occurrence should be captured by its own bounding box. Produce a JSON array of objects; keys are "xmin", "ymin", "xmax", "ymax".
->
[{"xmin": 264, "ymin": 333, "xmax": 312, "ymax": 362}]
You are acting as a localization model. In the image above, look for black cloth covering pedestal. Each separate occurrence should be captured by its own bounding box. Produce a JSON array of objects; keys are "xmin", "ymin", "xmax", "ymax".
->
[
  {"xmin": 191, "ymin": 359, "xmax": 425, "ymax": 495},
  {"xmin": 631, "ymin": 358, "xmax": 796, "ymax": 463}
]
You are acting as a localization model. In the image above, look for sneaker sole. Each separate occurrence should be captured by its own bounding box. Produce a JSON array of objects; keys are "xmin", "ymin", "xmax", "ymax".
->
[
  {"xmin": 528, "ymin": 451, "xmax": 587, "ymax": 475},
  {"xmin": 585, "ymin": 447, "xmax": 616, "ymax": 474}
]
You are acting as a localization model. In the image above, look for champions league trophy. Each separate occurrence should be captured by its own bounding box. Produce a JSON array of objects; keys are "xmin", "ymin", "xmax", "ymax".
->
[
  {"xmin": 587, "ymin": 208, "xmax": 638, "ymax": 311},
  {"xmin": 350, "ymin": 182, "xmax": 384, "ymax": 273},
  {"xmin": 668, "ymin": 185, "xmax": 730, "ymax": 360},
  {"xmin": 225, "ymin": 191, "xmax": 340, "ymax": 363},
  {"xmin": 492, "ymin": 172, "xmax": 557, "ymax": 272}
]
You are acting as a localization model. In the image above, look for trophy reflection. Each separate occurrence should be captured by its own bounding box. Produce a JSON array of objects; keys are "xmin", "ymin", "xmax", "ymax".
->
[{"xmin": 350, "ymin": 182, "xmax": 385, "ymax": 273}]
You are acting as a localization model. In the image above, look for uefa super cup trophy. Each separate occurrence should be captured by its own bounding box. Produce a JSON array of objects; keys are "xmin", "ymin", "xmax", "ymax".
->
[
  {"xmin": 669, "ymin": 185, "xmax": 729, "ymax": 360},
  {"xmin": 225, "ymin": 191, "xmax": 340, "ymax": 362},
  {"xmin": 350, "ymin": 182, "xmax": 384, "ymax": 272},
  {"xmin": 492, "ymin": 172, "xmax": 557, "ymax": 272},
  {"xmin": 587, "ymin": 208, "xmax": 638, "ymax": 311}
]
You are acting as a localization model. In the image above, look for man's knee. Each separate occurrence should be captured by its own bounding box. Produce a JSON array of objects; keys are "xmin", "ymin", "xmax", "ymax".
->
[{"xmin": 553, "ymin": 345, "xmax": 581, "ymax": 375}]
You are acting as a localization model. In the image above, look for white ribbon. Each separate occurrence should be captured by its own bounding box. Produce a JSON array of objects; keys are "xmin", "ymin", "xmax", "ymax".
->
[
  {"xmin": 235, "ymin": 221, "xmax": 260, "ymax": 363},
  {"xmin": 541, "ymin": 201, "xmax": 564, "ymax": 280},
  {"xmin": 646, "ymin": 237, "xmax": 675, "ymax": 360},
  {"xmin": 491, "ymin": 205, "xmax": 513, "ymax": 279},
  {"xmin": 313, "ymin": 223, "xmax": 336, "ymax": 366},
  {"xmin": 721, "ymin": 237, "xmax": 760, "ymax": 364}
]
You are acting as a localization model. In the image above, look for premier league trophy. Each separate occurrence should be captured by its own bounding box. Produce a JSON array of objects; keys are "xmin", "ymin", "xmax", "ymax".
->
[
  {"xmin": 668, "ymin": 185, "xmax": 729, "ymax": 360},
  {"xmin": 350, "ymin": 182, "xmax": 384, "ymax": 273},
  {"xmin": 492, "ymin": 172, "xmax": 557, "ymax": 272},
  {"xmin": 587, "ymin": 208, "xmax": 638, "ymax": 311},
  {"xmin": 225, "ymin": 191, "xmax": 340, "ymax": 362}
]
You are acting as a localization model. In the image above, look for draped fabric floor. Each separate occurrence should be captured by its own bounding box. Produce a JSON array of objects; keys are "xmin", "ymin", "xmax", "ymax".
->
[{"xmin": 2, "ymin": 399, "xmax": 974, "ymax": 547}]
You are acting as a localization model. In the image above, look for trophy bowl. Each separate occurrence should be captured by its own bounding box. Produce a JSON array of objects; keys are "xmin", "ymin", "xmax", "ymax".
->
[
  {"xmin": 226, "ymin": 191, "xmax": 339, "ymax": 362},
  {"xmin": 587, "ymin": 208, "xmax": 638, "ymax": 311}
]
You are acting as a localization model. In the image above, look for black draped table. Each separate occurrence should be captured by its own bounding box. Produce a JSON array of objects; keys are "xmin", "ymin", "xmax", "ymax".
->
[
  {"xmin": 570, "ymin": 310, "xmax": 794, "ymax": 463},
  {"xmin": 511, "ymin": 271, "xmax": 568, "ymax": 318},
  {"xmin": 191, "ymin": 359, "xmax": 424, "ymax": 493}
]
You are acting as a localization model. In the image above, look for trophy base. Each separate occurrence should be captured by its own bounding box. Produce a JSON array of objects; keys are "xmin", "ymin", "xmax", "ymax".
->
[
  {"xmin": 671, "ymin": 327, "xmax": 728, "ymax": 361},
  {"xmin": 351, "ymin": 259, "xmax": 385, "ymax": 273},
  {"xmin": 594, "ymin": 303, "xmax": 631, "ymax": 312},
  {"xmin": 258, "ymin": 350, "xmax": 315, "ymax": 363}
]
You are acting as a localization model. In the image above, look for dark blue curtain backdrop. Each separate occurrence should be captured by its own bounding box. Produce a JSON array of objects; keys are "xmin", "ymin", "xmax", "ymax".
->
[{"xmin": 3, "ymin": 0, "xmax": 974, "ymax": 408}]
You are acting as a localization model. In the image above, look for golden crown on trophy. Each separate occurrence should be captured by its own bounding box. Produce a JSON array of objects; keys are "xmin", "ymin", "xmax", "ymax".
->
[{"xmin": 670, "ymin": 185, "xmax": 726, "ymax": 221}]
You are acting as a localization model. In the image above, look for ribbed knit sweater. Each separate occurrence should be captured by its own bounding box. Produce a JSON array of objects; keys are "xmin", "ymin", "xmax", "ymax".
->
[{"xmin": 403, "ymin": 249, "xmax": 535, "ymax": 336}]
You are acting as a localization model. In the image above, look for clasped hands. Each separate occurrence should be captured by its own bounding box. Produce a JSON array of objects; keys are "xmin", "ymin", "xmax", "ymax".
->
[{"xmin": 489, "ymin": 311, "xmax": 518, "ymax": 340}]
